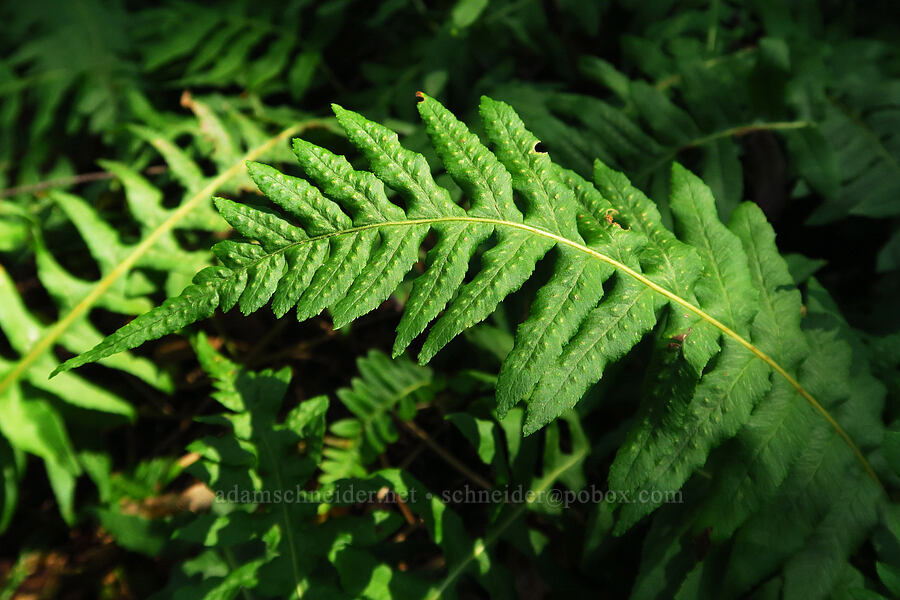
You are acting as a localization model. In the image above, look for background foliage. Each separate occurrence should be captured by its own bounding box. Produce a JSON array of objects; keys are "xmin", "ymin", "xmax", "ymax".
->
[{"xmin": 0, "ymin": 0, "xmax": 898, "ymax": 598}]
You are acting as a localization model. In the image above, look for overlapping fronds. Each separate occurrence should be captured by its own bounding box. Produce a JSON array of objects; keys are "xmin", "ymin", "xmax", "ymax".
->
[
  {"xmin": 53, "ymin": 95, "xmax": 879, "ymax": 541},
  {"xmin": 158, "ymin": 334, "xmax": 517, "ymax": 599},
  {"xmin": 0, "ymin": 99, "xmax": 324, "ymax": 528},
  {"xmin": 321, "ymin": 351, "xmax": 437, "ymax": 484},
  {"xmin": 138, "ymin": 0, "xmax": 336, "ymax": 100}
]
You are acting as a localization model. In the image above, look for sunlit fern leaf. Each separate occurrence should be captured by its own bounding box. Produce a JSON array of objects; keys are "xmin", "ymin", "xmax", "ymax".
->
[
  {"xmin": 52, "ymin": 95, "xmax": 638, "ymax": 422},
  {"xmin": 608, "ymin": 165, "xmax": 767, "ymax": 532},
  {"xmin": 53, "ymin": 95, "xmax": 876, "ymax": 538}
]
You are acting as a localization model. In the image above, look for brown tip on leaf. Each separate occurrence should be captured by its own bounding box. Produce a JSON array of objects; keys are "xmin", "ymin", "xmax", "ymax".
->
[
  {"xmin": 415, "ymin": 91, "xmax": 426, "ymax": 103},
  {"xmin": 180, "ymin": 90, "xmax": 194, "ymax": 109}
]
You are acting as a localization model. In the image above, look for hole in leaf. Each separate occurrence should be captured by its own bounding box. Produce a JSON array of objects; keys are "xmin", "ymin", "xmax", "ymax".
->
[{"xmin": 532, "ymin": 141, "xmax": 548, "ymax": 154}]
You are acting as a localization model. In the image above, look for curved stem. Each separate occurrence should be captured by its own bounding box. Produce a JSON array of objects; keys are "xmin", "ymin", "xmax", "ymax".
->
[
  {"xmin": 425, "ymin": 431, "xmax": 589, "ymax": 599},
  {"xmin": 238, "ymin": 215, "xmax": 881, "ymax": 489},
  {"xmin": 637, "ymin": 120, "xmax": 812, "ymax": 180},
  {"xmin": 0, "ymin": 165, "xmax": 168, "ymax": 199},
  {"xmin": 0, "ymin": 120, "xmax": 328, "ymax": 400},
  {"xmin": 400, "ymin": 419, "xmax": 493, "ymax": 491},
  {"xmin": 654, "ymin": 46, "xmax": 757, "ymax": 91}
]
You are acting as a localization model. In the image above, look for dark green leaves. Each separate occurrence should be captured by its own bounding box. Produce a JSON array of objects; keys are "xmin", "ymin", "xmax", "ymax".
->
[{"xmin": 51, "ymin": 96, "xmax": 875, "ymax": 546}]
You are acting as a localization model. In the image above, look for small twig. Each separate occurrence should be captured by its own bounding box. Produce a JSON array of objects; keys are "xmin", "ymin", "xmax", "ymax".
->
[
  {"xmin": 399, "ymin": 419, "xmax": 493, "ymax": 490},
  {"xmin": 0, "ymin": 165, "xmax": 168, "ymax": 198}
]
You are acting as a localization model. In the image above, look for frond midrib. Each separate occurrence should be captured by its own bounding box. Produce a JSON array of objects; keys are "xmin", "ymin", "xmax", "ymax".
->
[{"xmin": 239, "ymin": 213, "xmax": 879, "ymax": 487}]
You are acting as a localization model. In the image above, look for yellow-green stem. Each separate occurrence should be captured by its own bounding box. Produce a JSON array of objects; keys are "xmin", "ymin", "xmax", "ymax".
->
[
  {"xmin": 239, "ymin": 215, "xmax": 882, "ymax": 489},
  {"xmin": 0, "ymin": 120, "xmax": 325, "ymax": 399}
]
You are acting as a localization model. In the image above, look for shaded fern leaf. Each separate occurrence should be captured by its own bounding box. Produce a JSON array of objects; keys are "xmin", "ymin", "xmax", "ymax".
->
[
  {"xmin": 0, "ymin": 95, "xmax": 308, "ymax": 529},
  {"xmin": 321, "ymin": 351, "xmax": 437, "ymax": 485},
  {"xmin": 162, "ymin": 336, "xmax": 510, "ymax": 599},
  {"xmin": 139, "ymin": 1, "xmax": 329, "ymax": 100},
  {"xmin": 608, "ymin": 164, "xmax": 766, "ymax": 532}
]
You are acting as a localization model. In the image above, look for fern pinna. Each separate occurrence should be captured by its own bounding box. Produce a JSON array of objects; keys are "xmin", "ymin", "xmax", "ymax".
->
[{"xmin": 53, "ymin": 93, "xmax": 881, "ymax": 529}]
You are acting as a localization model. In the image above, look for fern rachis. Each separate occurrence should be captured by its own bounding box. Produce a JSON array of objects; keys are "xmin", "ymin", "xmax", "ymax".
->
[{"xmin": 51, "ymin": 93, "xmax": 882, "ymax": 522}]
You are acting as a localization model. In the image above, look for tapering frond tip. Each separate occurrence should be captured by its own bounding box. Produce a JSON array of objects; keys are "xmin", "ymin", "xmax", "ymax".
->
[
  {"xmin": 670, "ymin": 160, "xmax": 692, "ymax": 181},
  {"xmin": 330, "ymin": 102, "xmax": 347, "ymax": 118},
  {"xmin": 477, "ymin": 95, "xmax": 501, "ymax": 116},
  {"xmin": 50, "ymin": 351, "xmax": 95, "ymax": 378}
]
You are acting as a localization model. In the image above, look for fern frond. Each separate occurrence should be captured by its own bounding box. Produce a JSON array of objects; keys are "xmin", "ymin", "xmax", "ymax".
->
[
  {"xmin": 53, "ymin": 94, "xmax": 879, "ymax": 521},
  {"xmin": 492, "ymin": 43, "xmax": 811, "ymax": 222},
  {"xmin": 608, "ymin": 165, "xmax": 768, "ymax": 532},
  {"xmin": 427, "ymin": 410, "xmax": 589, "ymax": 599},
  {"xmin": 628, "ymin": 278, "xmax": 886, "ymax": 599},
  {"xmin": 796, "ymin": 95, "xmax": 900, "ymax": 224},
  {"xmin": 0, "ymin": 105, "xmax": 328, "ymax": 529},
  {"xmin": 321, "ymin": 351, "xmax": 436, "ymax": 484},
  {"xmin": 139, "ymin": 1, "xmax": 324, "ymax": 100},
  {"xmin": 165, "ymin": 334, "xmax": 332, "ymax": 598},
  {"xmin": 163, "ymin": 335, "xmax": 513, "ymax": 599}
]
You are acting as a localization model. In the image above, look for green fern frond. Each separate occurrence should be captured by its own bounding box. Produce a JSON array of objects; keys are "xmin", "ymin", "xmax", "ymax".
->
[
  {"xmin": 139, "ymin": 1, "xmax": 325, "ymax": 100},
  {"xmin": 162, "ymin": 335, "xmax": 511, "ymax": 599},
  {"xmin": 52, "ymin": 94, "xmax": 878, "ymax": 526},
  {"xmin": 165, "ymin": 334, "xmax": 331, "ymax": 598},
  {"xmin": 628, "ymin": 276, "xmax": 886, "ymax": 599},
  {"xmin": 427, "ymin": 409, "xmax": 589, "ymax": 599},
  {"xmin": 0, "ymin": 100, "xmax": 326, "ymax": 530},
  {"xmin": 796, "ymin": 93, "xmax": 900, "ymax": 224},
  {"xmin": 322, "ymin": 351, "xmax": 437, "ymax": 484}
]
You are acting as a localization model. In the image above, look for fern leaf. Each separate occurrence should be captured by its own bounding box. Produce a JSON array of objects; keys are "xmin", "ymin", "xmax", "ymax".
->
[
  {"xmin": 609, "ymin": 169, "xmax": 776, "ymax": 532},
  {"xmin": 684, "ymin": 202, "xmax": 811, "ymax": 539},
  {"xmin": 165, "ymin": 338, "xmax": 509, "ymax": 599},
  {"xmin": 669, "ymin": 164, "xmax": 758, "ymax": 332},
  {"xmin": 627, "ymin": 221, "xmax": 886, "ymax": 599},
  {"xmin": 322, "ymin": 350, "xmax": 436, "ymax": 484},
  {"xmin": 593, "ymin": 161, "xmax": 720, "ymax": 373},
  {"xmin": 52, "ymin": 96, "xmax": 876, "ymax": 517},
  {"xmin": 394, "ymin": 94, "xmax": 504, "ymax": 354}
]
